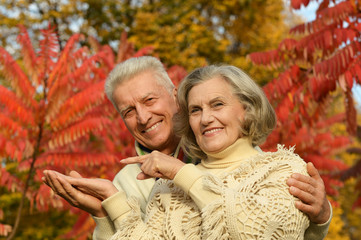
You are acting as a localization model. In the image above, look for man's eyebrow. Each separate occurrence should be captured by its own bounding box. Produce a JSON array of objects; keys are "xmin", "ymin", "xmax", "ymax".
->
[
  {"xmin": 119, "ymin": 92, "xmax": 156, "ymax": 114},
  {"xmin": 140, "ymin": 92, "xmax": 152, "ymax": 101}
]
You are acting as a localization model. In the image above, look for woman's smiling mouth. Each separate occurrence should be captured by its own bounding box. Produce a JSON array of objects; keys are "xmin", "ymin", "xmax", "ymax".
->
[{"xmin": 203, "ymin": 128, "xmax": 222, "ymax": 135}]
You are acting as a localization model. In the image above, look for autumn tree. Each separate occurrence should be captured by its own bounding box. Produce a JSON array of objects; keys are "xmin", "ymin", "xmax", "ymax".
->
[
  {"xmin": 106, "ymin": 0, "xmax": 297, "ymax": 83},
  {"xmin": 0, "ymin": 24, "xmax": 121, "ymax": 239},
  {"xmin": 248, "ymin": 0, "xmax": 361, "ymax": 238},
  {"xmin": 337, "ymin": 132, "xmax": 361, "ymax": 240},
  {"xmin": 0, "ymin": 0, "xmax": 298, "ymax": 84},
  {"xmin": 3, "ymin": 0, "xmax": 360, "ymax": 238},
  {"xmin": 0, "ymin": 24, "xmax": 187, "ymax": 239}
]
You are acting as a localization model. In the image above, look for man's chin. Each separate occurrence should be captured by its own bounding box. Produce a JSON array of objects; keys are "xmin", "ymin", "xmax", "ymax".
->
[{"xmin": 140, "ymin": 139, "xmax": 163, "ymax": 149}]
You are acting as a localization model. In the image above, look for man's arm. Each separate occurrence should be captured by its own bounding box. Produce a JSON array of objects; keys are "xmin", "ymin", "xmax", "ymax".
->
[
  {"xmin": 43, "ymin": 165, "xmax": 157, "ymax": 240},
  {"xmin": 287, "ymin": 162, "xmax": 331, "ymax": 223},
  {"xmin": 287, "ymin": 162, "xmax": 332, "ymax": 240},
  {"xmin": 43, "ymin": 170, "xmax": 121, "ymax": 240}
]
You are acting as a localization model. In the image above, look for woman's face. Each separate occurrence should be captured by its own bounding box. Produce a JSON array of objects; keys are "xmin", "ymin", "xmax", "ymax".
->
[{"xmin": 188, "ymin": 77, "xmax": 245, "ymax": 154}]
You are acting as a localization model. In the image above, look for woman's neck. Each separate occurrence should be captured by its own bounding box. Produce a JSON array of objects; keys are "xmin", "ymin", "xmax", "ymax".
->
[{"xmin": 201, "ymin": 138, "xmax": 259, "ymax": 169}]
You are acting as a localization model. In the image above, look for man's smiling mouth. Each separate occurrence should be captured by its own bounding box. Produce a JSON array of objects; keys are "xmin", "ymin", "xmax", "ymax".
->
[{"xmin": 143, "ymin": 122, "xmax": 162, "ymax": 133}]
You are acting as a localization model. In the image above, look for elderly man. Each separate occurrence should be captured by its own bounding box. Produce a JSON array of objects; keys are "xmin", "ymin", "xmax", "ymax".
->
[{"xmin": 43, "ymin": 56, "xmax": 332, "ymax": 239}]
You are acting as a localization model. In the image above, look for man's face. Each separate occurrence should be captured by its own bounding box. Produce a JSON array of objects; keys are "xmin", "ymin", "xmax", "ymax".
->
[{"xmin": 113, "ymin": 70, "xmax": 179, "ymax": 154}]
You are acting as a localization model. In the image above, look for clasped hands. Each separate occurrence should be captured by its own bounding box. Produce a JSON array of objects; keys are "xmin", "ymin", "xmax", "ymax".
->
[{"xmin": 42, "ymin": 151, "xmax": 185, "ymax": 217}]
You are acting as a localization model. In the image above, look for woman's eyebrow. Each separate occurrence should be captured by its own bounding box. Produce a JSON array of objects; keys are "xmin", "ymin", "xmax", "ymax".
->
[{"xmin": 209, "ymin": 96, "xmax": 224, "ymax": 102}]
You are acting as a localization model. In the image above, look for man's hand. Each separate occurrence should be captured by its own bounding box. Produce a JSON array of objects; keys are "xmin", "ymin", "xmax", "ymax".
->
[
  {"xmin": 42, "ymin": 170, "xmax": 109, "ymax": 217},
  {"xmin": 59, "ymin": 172, "xmax": 119, "ymax": 201},
  {"xmin": 286, "ymin": 162, "xmax": 331, "ymax": 224},
  {"xmin": 120, "ymin": 151, "xmax": 186, "ymax": 180}
]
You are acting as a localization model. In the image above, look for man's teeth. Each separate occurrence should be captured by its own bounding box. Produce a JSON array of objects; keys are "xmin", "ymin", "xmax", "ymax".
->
[
  {"xmin": 145, "ymin": 122, "xmax": 161, "ymax": 133},
  {"xmin": 205, "ymin": 128, "xmax": 221, "ymax": 134}
]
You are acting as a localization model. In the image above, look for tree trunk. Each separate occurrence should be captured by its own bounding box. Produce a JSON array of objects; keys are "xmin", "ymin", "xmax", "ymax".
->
[{"xmin": 7, "ymin": 124, "xmax": 43, "ymax": 240}]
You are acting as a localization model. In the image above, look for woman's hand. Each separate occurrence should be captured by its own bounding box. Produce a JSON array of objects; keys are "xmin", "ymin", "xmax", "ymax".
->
[{"xmin": 120, "ymin": 151, "xmax": 186, "ymax": 180}]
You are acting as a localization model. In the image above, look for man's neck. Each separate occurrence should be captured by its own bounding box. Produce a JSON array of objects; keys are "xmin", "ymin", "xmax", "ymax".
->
[{"xmin": 135, "ymin": 141, "xmax": 180, "ymax": 157}]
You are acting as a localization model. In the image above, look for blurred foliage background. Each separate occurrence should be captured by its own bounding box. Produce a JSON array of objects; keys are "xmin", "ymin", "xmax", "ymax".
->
[{"xmin": 0, "ymin": 0, "xmax": 360, "ymax": 239}]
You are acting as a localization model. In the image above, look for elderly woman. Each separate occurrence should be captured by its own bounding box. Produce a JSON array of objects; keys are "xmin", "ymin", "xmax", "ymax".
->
[{"xmin": 50, "ymin": 65, "xmax": 313, "ymax": 239}]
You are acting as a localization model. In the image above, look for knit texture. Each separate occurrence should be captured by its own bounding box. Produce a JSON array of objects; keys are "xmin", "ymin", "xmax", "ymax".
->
[{"xmin": 110, "ymin": 145, "xmax": 309, "ymax": 240}]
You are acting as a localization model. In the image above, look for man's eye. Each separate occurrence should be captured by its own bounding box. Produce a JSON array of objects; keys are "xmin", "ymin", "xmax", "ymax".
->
[
  {"xmin": 123, "ymin": 109, "xmax": 134, "ymax": 118},
  {"xmin": 145, "ymin": 98, "xmax": 155, "ymax": 104}
]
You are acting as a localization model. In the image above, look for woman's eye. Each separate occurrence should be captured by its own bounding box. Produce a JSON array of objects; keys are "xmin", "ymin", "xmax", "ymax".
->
[
  {"xmin": 213, "ymin": 102, "xmax": 224, "ymax": 107},
  {"xmin": 189, "ymin": 108, "xmax": 200, "ymax": 114}
]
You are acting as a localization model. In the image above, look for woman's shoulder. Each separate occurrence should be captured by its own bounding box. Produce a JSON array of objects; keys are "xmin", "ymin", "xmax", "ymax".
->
[{"xmin": 257, "ymin": 144, "xmax": 308, "ymax": 175}]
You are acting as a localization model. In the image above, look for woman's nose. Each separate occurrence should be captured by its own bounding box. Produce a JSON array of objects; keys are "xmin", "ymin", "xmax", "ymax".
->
[{"xmin": 200, "ymin": 109, "xmax": 214, "ymax": 125}]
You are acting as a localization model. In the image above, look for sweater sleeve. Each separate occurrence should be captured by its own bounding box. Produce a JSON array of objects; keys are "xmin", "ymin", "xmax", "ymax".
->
[
  {"xmin": 173, "ymin": 164, "xmax": 219, "ymax": 209},
  {"xmin": 92, "ymin": 190, "xmax": 132, "ymax": 240},
  {"xmin": 92, "ymin": 216, "xmax": 116, "ymax": 240},
  {"xmin": 95, "ymin": 165, "xmax": 200, "ymax": 240},
  {"xmin": 103, "ymin": 181, "xmax": 180, "ymax": 240},
  {"xmin": 93, "ymin": 189, "xmax": 130, "ymax": 240},
  {"xmin": 103, "ymin": 190, "xmax": 155, "ymax": 240},
  {"xmin": 304, "ymin": 201, "xmax": 332, "ymax": 240},
  {"xmin": 106, "ymin": 179, "xmax": 201, "ymax": 240},
  {"xmin": 174, "ymin": 154, "xmax": 310, "ymax": 239},
  {"xmin": 92, "ymin": 164, "xmax": 156, "ymax": 240}
]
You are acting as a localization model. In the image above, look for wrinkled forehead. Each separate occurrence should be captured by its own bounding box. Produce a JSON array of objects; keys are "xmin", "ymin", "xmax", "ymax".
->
[
  {"xmin": 187, "ymin": 76, "xmax": 234, "ymax": 99},
  {"xmin": 117, "ymin": 77, "xmax": 175, "ymax": 105},
  {"xmin": 123, "ymin": 70, "xmax": 172, "ymax": 91}
]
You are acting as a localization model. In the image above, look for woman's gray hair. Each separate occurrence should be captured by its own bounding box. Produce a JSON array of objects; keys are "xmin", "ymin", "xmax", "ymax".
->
[
  {"xmin": 105, "ymin": 56, "xmax": 175, "ymax": 113},
  {"xmin": 174, "ymin": 65, "xmax": 277, "ymax": 160}
]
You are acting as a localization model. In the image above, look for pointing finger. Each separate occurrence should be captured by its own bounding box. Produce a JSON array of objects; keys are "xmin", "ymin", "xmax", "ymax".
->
[{"xmin": 120, "ymin": 155, "xmax": 147, "ymax": 164}]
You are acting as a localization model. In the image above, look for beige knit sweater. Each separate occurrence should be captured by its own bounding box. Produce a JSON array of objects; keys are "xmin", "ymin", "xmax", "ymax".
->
[{"xmin": 105, "ymin": 138, "xmax": 310, "ymax": 239}]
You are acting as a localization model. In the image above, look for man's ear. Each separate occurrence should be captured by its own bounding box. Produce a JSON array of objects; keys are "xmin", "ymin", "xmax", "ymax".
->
[
  {"xmin": 172, "ymin": 87, "xmax": 178, "ymax": 98},
  {"xmin": 172, "ymin": 87, "xmax": 179, "ymax": 108}
]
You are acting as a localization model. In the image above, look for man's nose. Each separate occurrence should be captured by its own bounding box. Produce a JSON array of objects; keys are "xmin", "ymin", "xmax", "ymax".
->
[{"xmin": 136, "ymin": 107, "xmax": 151, "ymax": 124}]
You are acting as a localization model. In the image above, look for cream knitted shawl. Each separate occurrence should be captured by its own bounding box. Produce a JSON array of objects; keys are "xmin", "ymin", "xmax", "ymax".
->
[{"xmin": 110, "ymin": 145, "xmax": 309, "ymax": 239}]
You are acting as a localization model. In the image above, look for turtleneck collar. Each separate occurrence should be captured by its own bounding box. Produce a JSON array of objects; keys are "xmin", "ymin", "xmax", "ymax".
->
[{"xmin": 201, "ymin": 138, "xmax": 259, "ymax": 169}]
